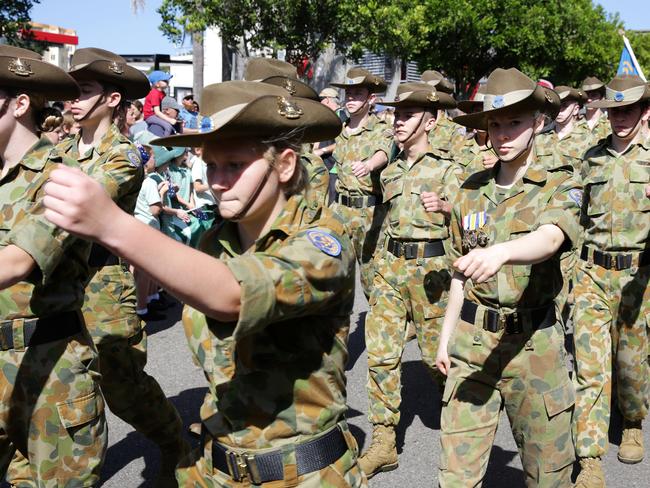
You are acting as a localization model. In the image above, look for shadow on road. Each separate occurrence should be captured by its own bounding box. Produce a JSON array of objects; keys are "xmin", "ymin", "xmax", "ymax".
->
[
  {"xmin": 143, "ymin": 297, "xmax": 184, "ymax": 336},
  {"xmin": 484, "ymin": 445, "xmax": 523, "ymax": 487},
  {"xmin": 347, "ymin": 312, "xmax": 367, "ymax": 371}
]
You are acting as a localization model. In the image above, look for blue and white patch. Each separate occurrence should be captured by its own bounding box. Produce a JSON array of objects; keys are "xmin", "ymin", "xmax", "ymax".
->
[
  {"xmin": 614, "ymin": 91, "xmax": 625, "ymax": 102},
  {"xmin": 306, "ymin": 230, "xmax": 342, "ymax": 257},
  {"xmin": 569, "ymin": 189, "xmax": 583, "ymax": 206},
  {"xmin": 126, "ymin": 150, "xmax": 141, "ymax": 167},
  {"xmin": 492, "ymin": 95, "xmax": 505, "ymax": 109}
]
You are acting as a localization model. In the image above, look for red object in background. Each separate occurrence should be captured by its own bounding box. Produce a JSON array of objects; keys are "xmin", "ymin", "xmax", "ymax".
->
[
  {"xmin": 21, "ymin": 29, "xmax": 79, "ymax": 46},
  {"xmin": 298, "ymin": 57, "xmax": 313, "ymax": 80}
]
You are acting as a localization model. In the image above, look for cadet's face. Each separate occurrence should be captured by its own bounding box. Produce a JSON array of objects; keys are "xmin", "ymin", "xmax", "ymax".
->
[
  {"xmin": 202, "ymin": 139, "xmax": 281, "ymax": 221},
  {"xmin": 393, "ymin": 108, "xmax": 429, "ymax": 143},
  {"xmin": 344, "ymin": 87, "xmax": 371, "ymax": 114},
  {"xmin": 487, "ymin": 111, "xmax": 539, "ymax": 161},
  {"xmin": 70, "ymin": 80, "xmax": 112, "ymax": 123},
  {"xmin": 609, "ymin": 103, "xmax": 648, "ymax": 139},
  {"xmin": 555, "ymin": 99, "xmax": 579, "ymax": 124}
]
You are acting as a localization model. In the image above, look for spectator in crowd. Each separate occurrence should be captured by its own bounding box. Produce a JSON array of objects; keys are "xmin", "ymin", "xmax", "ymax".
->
[
  {"xmin": 179, "ymin": 94, "xmax": 199, "ymax": 132},
  {"xmin": 189, "ymin": 146, "xmax": 218, "ymax": 245},
  {"xmin": 43, "ymin": 109, "xmax": 76, "ymax": 144},
  {"xmin": 128, "ymin": 99, "xmax": 147, "ymax": 138},
  {"xmin": 148, "ymin": 96, "xmax": 183, "ymax": 137},
  {"xmin": 143, "ymin": 70, "xmax": 177, "ymax": 136}
]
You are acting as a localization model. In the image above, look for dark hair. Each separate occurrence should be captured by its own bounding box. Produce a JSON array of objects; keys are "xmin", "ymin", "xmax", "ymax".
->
[
  {"xmin": 131, "ymin": 99, "xmax": 143, "ymax": 112},
  {"xmin": 183, "ymin": 94, "xmax": 194, "ymax": 101}
]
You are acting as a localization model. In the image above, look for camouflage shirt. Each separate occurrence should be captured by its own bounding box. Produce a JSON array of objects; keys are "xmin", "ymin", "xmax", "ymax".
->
[
  {"xmin": 382, "ymin": 146, "xmax": 461, "ymax": 241},
  {"xmin": 300, "ymin": 148, "xmax": 329, "ymax": 211},
  {"xmin": 0, "ymin": 138, "xmax": 90, "ymax": 320},
  {"xmin": 451, "ymin": 134, "xmax": 493, "ymax": 182},
  {"xmin": 429, "ymin": 113, "xmax": 462, "ymax": 154},
  {"xmin": 536, "ymin": 121, "xmax": 597, "ymax": 173},
  {"xmin": 57, "ymin": 123, "xmax": 143, "ymax": 213},
  {"xmin": 333, "ymin": 113, "xmax": 392, "ymax": 196},
  {"xmin": 577, "ymin": 112, "xmax": 609, "ymax": 143},
  {"xmin": 449, "ymin": 158, "xmax": 581, "ymax": 309},
  {"xmin": 580, "ymin": 136, "xmax": 650, "ymax": 253},
  {"xmin": 182, "ymin": 193, "xmax": 356, "ymax": 449}
]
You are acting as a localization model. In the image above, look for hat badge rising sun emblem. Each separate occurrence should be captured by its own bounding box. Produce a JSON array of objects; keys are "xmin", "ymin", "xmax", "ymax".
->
[
  {"xmin": 108, "ymin": 61, "xmax": 124, "ymax": 75},
  {"xmin": 8, "ymin": 58, "xmax": 33, "ymax": 77},
  {"xmin": 277, "ymin": 97, "xmax": 303, "ymax": 119},
  {"xmin": 427, "ymin": 92, "xmax": 439, "ymax": 103},
  {"xmin": 283, "ymin": 79, "xmax": 297, "ymax": 95}
]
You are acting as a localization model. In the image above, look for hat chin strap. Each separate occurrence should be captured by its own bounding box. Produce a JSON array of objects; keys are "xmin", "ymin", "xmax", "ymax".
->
[
  {"xmin": 488, "ymin": 123, "xmax": 537, "ymax": 164},
  {"xmin": 228, "ymin": 163, "xmax": 274, "ymax": 222},
  {"xmin": 401, "ymin": 111, "xmax": 427, "ymax": 147},
  {"xmin": 349, "ymin": 96, "xmax": 370, "ymax": 116},
  {"xmin": 75, "ymin": 93, "xmax": 107, "ymax": 123}
]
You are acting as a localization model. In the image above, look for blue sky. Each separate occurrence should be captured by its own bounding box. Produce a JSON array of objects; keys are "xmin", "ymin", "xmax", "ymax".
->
[{"xmin": 31, "ymin": 0, "xmax": 650, "ymax": 56}]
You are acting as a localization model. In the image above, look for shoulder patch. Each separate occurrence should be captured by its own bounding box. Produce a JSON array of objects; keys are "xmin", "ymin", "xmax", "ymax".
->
[
  {"xmin": 568, "ymin": 188, "xmax": 583, "ymax": 206},
  {"xmin": 306, "ymin": 230, "xmax": 342, "ymax": 257},
  {"xmin": 126, "ymin": 150, "xmax": 142, "ymax": 168}
]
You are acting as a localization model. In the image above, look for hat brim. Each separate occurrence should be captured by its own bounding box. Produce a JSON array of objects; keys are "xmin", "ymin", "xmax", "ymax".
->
[
  {"xmin": 457, "ymin": 100, "xmax": 483, "ymax": 113},
  {"xmin": 582, "ymin": 84, "xmax": 605, "ymax": 92},
  {"xmin": 69, "ymin": 60, "xmax": 150, "ymax": 99},
  {"xmin": 382, "ymin": 92, "xmax": 456, "ymax": 110},
  {"xmin": 0, "ymin": 56, "xmax": 79, "ymax": 100},
  {"xmin": 587, "ymin": 95, "xmax": 649, "ymax": 109},
  {"xmin": 330, "ymin": 81, "xmax": 387, "ymax": 94},
  {"xmin": 151, "ymin": 95, "xmax": 342, "ymax": 147},
  {"xmin": 261, "ymin": 76, "xmax": 319, "ymax": 100},
  {"xmin": 454, "ymin": 86, "xmax": 559, "ymax": 130}
]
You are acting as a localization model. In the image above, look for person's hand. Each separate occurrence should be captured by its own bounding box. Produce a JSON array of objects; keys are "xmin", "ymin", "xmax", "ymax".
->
[
  {"xmin": 43, "ymin": 166, "xmax": 120, "ymax": 241},
  {"xmin": 645, "ymin": 184, "xmax": 650, "ymax": 198},
  {"xmin": 421, "ymin": 191, "xmax": 446, "ymax": 213},
  {"xmin": 482, "ymin": 152, "xmax": 498, "ymax": 169},
  {"xmin": 176, "ymin": 209, "xmax": 191, "ymax": 223},
  {"xmin": 158, "ymin": 181, "xmax": 169, "ymax": 194},
  {"xmin": 454, "ymin": 244, "xmax": 508, "ymax": 283},
  {"xmin": 351, "ymin": 160, "xmax": 370, "ymax": 178},
  {"xmin": 435, "ymin": 344, "xmax": 451, "ymax": 376}
]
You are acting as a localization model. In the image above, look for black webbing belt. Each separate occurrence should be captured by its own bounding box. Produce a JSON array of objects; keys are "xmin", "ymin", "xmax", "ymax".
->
[
  {"xmin": 211, "ymin": 425, "xmax": 349, "ymax": 483},
  {"xmin": 580, "ymin": 245, "xmax": 650, "ymax": 271},
  {"xmin": 0, "ymin": 311, "xmax": 82, "ymax": 350},
  {"xmin": 386, "ymin": 238, "xmax": 445, "ymax": 259},
  {"xmin": 337, "ymin": 194, "xmax": 380, "ymax": 208},
  {"xmin": 460, "ymin": 300, "xmax": 555, "ymax": 334}
]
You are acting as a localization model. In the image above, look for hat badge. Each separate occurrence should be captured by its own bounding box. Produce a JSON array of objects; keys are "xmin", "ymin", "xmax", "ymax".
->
[
  {"xmin": 277, "ymin": 97, "xmax": 303, "ymax": 119},
  {"xmin": 7, "ymin": 58, "xmax": 33, "ymax": 77},
  {"xmin": 374, "ymin": 78, "xmax": 380, "ymax": 86},
  {"xmin": 427, "ymin": 92, "xmax": 439, "ymax": 103},
  {"xmin": 492, "ymin": 95, "xmax": 505, "ymax": 108},
  {"xmin": 108, "ymin": 61, "xmax": 124, "ymax": 75},
  {"xmin": 614, "ymin": 91, "xmax": 624, "ymax": 102},
  {"xmin": 283, "ymin": 79, "xmax": 297, "ymax": 95},
  {"xmin": 544, "ymin": 91, "xmax": 554, "ymax": 103}
]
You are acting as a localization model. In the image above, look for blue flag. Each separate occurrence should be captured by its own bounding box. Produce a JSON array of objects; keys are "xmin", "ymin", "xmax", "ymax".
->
[{"xmin": 617, "ymin": 35, "xmax": 646, "ymax": 81}]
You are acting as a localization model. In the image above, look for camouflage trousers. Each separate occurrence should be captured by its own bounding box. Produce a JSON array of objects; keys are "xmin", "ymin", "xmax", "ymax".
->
[
  {"xmin": 557, "ymin": 249, "xmax": 578, "ymax": 326},
  {"xmin": 572, "ymin": 261, "xmax": 650, "ymax": 458},
  {"xmin": 439, "ymin": 314, "xmax": 575, "ymax": 487},
  {"xmin": 0, "ymin": 328, "xmax": 107, "ymax": 487},
  {"xmin": 365, "ymin": 249, "xmax": 450, "ymax": 426},
  {"xmin": 175, "ymin": 423, "xmax": 367, "ymax": 487},
  {"xmin": 330, "ymin": 201, "xmax": 386, "ymax": 298}
]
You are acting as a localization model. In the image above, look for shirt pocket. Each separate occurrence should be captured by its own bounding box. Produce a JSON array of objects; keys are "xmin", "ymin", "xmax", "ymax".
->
[
  {"xmin": 585, "ymin": 177, "xmax": 609, "ymax": 217},
  {"xmin": 382, "ymin": 173, "xmax": 403, "ymax": 203},
  {"xmin": 629, "ymin": 163, "xmax": 650, "ymax": 213},
  {"xmin": 409, "ymin": 182, "xmax": 446, "ymax": 229},
  {"xmin": 509, "ymin": 219, "xmax": 535, "ymax": 277}
]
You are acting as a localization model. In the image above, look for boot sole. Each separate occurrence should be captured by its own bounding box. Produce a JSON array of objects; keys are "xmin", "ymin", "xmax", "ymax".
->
[
  {"xmin": 365, "ymin": 462, "xmax": 398, "ymax": 480},
  {"xmin": 617, "ymin": 453, "xmax": 644, "ymax": 464}
]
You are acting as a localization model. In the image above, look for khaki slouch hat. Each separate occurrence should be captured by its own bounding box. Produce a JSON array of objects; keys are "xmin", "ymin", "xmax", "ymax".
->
[
  {"xmin": 330, "ymin": 67, "xmax": 387, "ymax": 93},
  {"xmin": 382, "ymin": 81, "xmax": 456, "ymax": 110},
  {"xmin": 244, "ymin": 57, "xmax": 319, "ymax": 100},
  {"xmin": 587, "ymin": 75, "xmax": 650, "ymax": 109}
]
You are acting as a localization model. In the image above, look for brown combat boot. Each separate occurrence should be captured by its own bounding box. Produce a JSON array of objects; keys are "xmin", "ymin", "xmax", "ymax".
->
[
  {"xmin": 358, "ymin": 424, "xmax": 398, "ymax": 479},
  {"xmin": 618, "ymin": 419, "xmax": 644, "ymax": 464},
  {"xmin": 574, "ymin": 457, "xmax": 605, "ymax": 488}
]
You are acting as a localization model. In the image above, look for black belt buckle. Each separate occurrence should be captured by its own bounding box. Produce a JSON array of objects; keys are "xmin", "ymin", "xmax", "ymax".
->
[
  {"xmin": 225, "ymin": 450, "xmax": 261, "ymax": 484},
  {"xmin": 615, "ymin": 254, "xmax": 632, "ymax": 270},
  {"xmin": 505, "ymin": 313, "xmax": 523, "ymax": 334},
  {"xmin": 601, "ymin": 252, "xmax": 612, "ymax": 269},
  {"xmin": 404, "ymin": 243, "xmax": 417, "ymax": 259}
]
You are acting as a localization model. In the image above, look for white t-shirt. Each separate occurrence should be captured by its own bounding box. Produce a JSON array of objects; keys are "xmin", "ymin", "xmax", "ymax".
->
[
  {"xmin": 191, "ymin": 156, "xmax": 216, "ymax": 208},
  {"xmin": 134, "ymin": 176, "xmax": 162, "ymax": 229}
]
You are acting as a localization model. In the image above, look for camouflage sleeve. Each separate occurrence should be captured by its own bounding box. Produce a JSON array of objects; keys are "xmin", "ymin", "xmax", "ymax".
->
[
  {"xmin": 87, "ymin": 147, "xmax": 144, "ymax": 202},
  {"xmin": 442, "ymin": 163, "xmax": 462, "ymax": 203},
  {"xmin": 536, "ymin": 176, "xmax": 582, "ymax": 248},
  {"xmin": 369, "ymin": 125, "xmax": 392, "ymax": 157},
  {"xmin": 5, "ymin": 201, "xmax": 77, "ymax": 282},
  {"xmin": 225, "ymin": 228, "xmax": 355, "ymax": 341},
  {"xmin": 447, "ymin": 202, "xmax": 464, "ymax": 266}
]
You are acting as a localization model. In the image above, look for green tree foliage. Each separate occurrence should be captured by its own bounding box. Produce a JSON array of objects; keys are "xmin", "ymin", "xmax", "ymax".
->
[
  {"xmin": 0, "ymin": 0, "xmax": 41, "ymax": 47},
  {"xmin": 157, "ymin": 0, "xmax": 632, "ymax": 94}
]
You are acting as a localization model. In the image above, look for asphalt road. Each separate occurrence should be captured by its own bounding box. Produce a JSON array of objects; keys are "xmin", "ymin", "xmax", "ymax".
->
[{"xmin": 4, "ymin": 281, "xmax": 649, "ymax": 487}]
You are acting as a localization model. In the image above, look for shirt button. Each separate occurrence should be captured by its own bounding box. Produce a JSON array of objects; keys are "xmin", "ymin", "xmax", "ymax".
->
[
  {"xmin": 526, "ymin": 340, "xmax": 533, "ymax": 348},
  {"xmin": 473, "ymin": 335, "xmax": 481, "ymax": 342}
]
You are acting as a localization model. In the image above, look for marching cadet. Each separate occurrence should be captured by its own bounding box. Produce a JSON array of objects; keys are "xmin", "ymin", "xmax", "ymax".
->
[
  {"xmin": 358, "ymin": 82, "xmax": 461, "ymax": 479},
  {"xmin": 41, "ymin": 80, "xmax": 366, "ymax": 487},
  {"xmin": 5, "ymin": 48, "xmax": 189, "ymax": 487},
  {"xmin": 0, "ymin": 45, "xmax": 107, "ymax": 485},
  {"xmin": 452, "ymin": 85, "xmax": 499, "ymax": 181},
  {"xmin": 330, "ymin": 67, "xmax": 392, "ymax": 298},
  {"xmin": 573, "ymin": 75, "xmax": 650, "ymax": 488},
  {"xmin": 421, "ymin": 70, "xmax": 463, "ymax": 151},
  {"xmin": 580, "ymin": 76, "xmax": 610, "ymax": 142},
  {"xmin": 536, "ymin": 86, "xmax": 593, "ymax": 172},
  {"xmin": 436, "ymin": 68, "xmax": 579, "ymax": 487},
  {"xmin": 243, "ymin": 57, "xmax": 330, "ymax": 211}
]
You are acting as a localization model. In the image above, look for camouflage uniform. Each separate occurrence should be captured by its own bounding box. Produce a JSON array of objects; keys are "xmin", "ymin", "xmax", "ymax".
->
[
  {"xmin": 536, "ymin": 121, "xmax": 599, "ymax": 173},
  {"xmin": 572, "ymin": 137, "xmax": 650, "ymax": 459},
  {"xmin": 577, "ymin": 113, "xmax": 609, "ymax": 145},
  {"xmin": 176, "ymin": 193, "xmax": 366, "ymax": 487},
  {"xmin": 365, "ymin": 147, "xmax": 460, "ymax": 427},
  {"xmin": 430, "ymin": 113, "xmax": 463, "ymax": 153},
  {"xmin": 301, "ymin": 149, "xmax": 330, "ymax": 211},
  {"xmin": 330, "ymin": 114, "xmax": 392, "ymax": 297},
  {"xmin": 439, "ymin": 159, "xmax": 580, "ymax": 486},
  {"xmin": 0, "ymin": 138, "xmax": 107, "ymax": 485},
  {"xmin": 58, "ymin": 125, "xmax": 186, "ymax": 459},
  {"xmin": 450, "ymin": 133, "xmax": 493, "ymax": 183}
]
